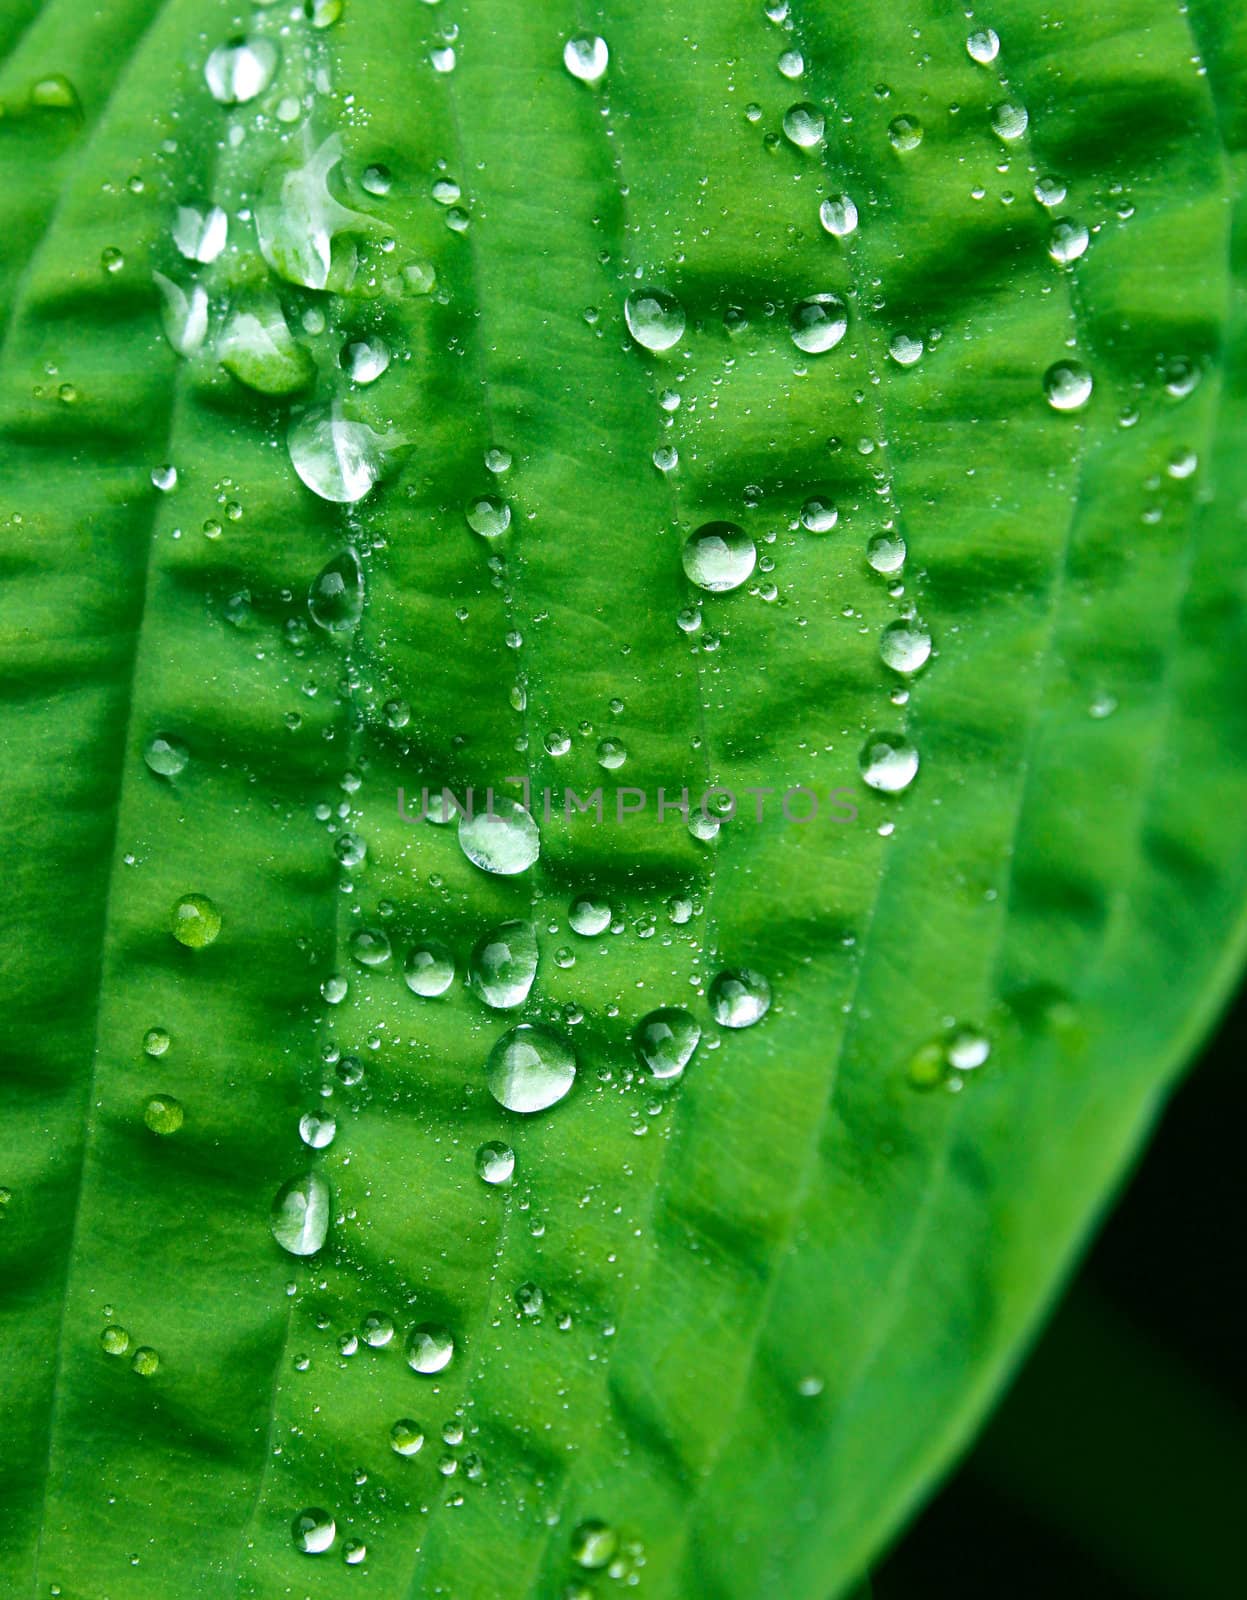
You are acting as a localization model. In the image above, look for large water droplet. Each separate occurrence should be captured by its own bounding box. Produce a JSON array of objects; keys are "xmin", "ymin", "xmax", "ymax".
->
[
  {"xmin": 800, "ymin": 496, "xmax": 838, "ymax": 533},
  {"xmin": 144, "ymin": 1095, "xmax": 183, "ymax": 1135},
  {"xmin": 859, "ymin": 733, "xmax": 920, "ymax": 792},
  {"xmin": 349, "ymin": 927, "xmax": 391, "ymax": 967},
  {"xmin": 879, "ymin": 618, "xmax": 932, "ymax": 674},
  {"xmin": 404, "ymin": 939, "xmax": 455, "ymax": 997},
  {"xmin": 966, "ymin": 27, "xmax": 1000, "ymax": 64},
  {"xmin": 790, "ymin": 293, "xmax": 848, "ymax": 354},
  {"xmin": 569, "ymin": 895, "xmax": 611, "ymax": 936},
  {"xmin": 625, "ymin": 289, "xmax": 685, "ymax": 353},
  {"xmin": 257, "ymin": 134, "xmax": 366, "ymax": 291},
  {"xmin": 1044, "ymin": 360, "xmax": 1093, "ymax": 412},
  {"xmin": 486, "ymin": 1024, "xmax": 576, "ymax": 1113},
  {"xmin": 469, "ymin": 920, "xmax": 538, "ymax": 1009},
  {"xmin": 342, "ymin": 337, "xmax": 390, "ymax": 384},
  {"xmin": 271, "ymin": 1172, "xmax": 331, "ymax": 1257},
  {"xmin": 205, "ymin": 37, "xmax": 278, "ymax": 105},
  {"xmin": 564, "ymin": 35, "xmax": 609, "ymax": 83},
  {"xmin": 289, "ymin": 406, "xmax": 391, "ymax": 503},
  {"xmin": 682, "ymin": 522, "xmax": 757, "ymax": 592},
  {"xmin": 708, "ymin": 969, "xmax": 771, "ymax": 1029},
  {"xmin": 390, "ymin": 1418, "xmax": 425, "ymax": 1456},
  {"xmin": 171, "ymin": 893, "xmax": 220, "ymax": 948},
  {"xmin": 458, "ymin": 799, "xmax": 540, "ymax": 876},
  {"xmin": 173, "ymin": 204, "xmax": 228, "ymax": 264},
  {"xmin": 153, "ymin": 272, "xmax": 208, "ymax": 357},
  {"xmin": 219, "ymin": 299, "xmax": 314, "ymax": 395},
  {"xmin": 299, "ymin": 1112, "xmax": 337, "ymax": 1149},
  {"xmin": 406, "ymin": 1323, "xmax": 455, "ymax": 1374},
  {"xmin": 1048, "ymin": 218, "xmax": 1089, "ymax": 265},
  {"xmin": 634, "ymin": 1007, "xmax": 701, "ymax": 1080},
  {"xmin": 465, "ymin": 495, "xmax": 511, "ymax": 538},
  {"xmin": 476, "ymin": 1141, "xmax": 515, "ymax": 1184},
  {"xmin": 818, "ymin": 193, "xmax": 858, "ymax": 237},
  {"xmin": 291, "ymin": 1508, "xmax": 335, "ymax": 1555},
  {"xmin": 991, "ymin": 101, "xmax": 1029, "ymax": 141},
  {"xmin": 888, "ymin": 115, "xmax": 923, "ymax": 152},
  {"xmin": 308, "ymin": 549, "xmax": 364, "ymax": 633},
  {"xmin": 144, "ymin": 734, "xmax": 188, "ymax": 777},
  {"xmin": 782, "ymin": 102, "xmax": 824, "ymax": 148}
]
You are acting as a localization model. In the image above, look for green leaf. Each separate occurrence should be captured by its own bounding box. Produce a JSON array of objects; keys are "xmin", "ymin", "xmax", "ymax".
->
[{"xmin": 1, "ymin": 1, "xmax": 1245, "ymax": 1597}]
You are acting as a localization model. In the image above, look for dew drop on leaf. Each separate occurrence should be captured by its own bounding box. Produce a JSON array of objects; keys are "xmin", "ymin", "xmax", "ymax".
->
[
  {"xmin": 624, "ymin": 288, "xmax": 685, "ymax": 352},
  {"xmin": 571, "ymin": 1519, "xmax": 619, "ymax": 1570},
  {"xmin": 469, "ymin": 920, "xmax": 538, "ymax": 1009},
  {"xmin": 634, "ymin": 1007, "xmax": 701, "ymax": 1079},
  {"xmin": 390, "ymin": 1418, "xmax": 425, "ymax": 1456},
  {"xmin": 476, "ymin": 1141, "xmax": 515, "ymax": 1185},
  {"xmin": 291, "ymin": 1507, "xmax": 335, "ymax": 1555},
  {"xmin": 465, "ymin": 495, "xmax": 511, "ymax": 537},
  {"xmin": 1044, "ymin": 360, "xmax": 1094, "ymax": 411},
  {"xmin": 790, "ymin": 293, "xmax": 848, "ymax": 354},
  {"xmin": 966, "ymin": 28, "xmax": 1000, "ymax": 65},
  {"xmin": 131, "ymin": 1346, "xmax": 159, "ymax": 1377},
  {"xmin": 867, "ymin": 533, "xmax": 906, "ymax": 573},
  {"xmin": 458, "ymin": 800, "xmax": 540, "ymax": 876},
  {"xmin": 151, "ymin": 464, "xmax": 178, "ymax": 493},
  {"xmin": 100, "ymin": 1325, "xmax": 130, "ymax": 1356},
  {"xmin": 1048, "ymin": 218, "xmax": 1089, "ymax": 265},
  {"xmin": 563, "ymin": 35, "xmax": 609, "ymax": 83},
  {"xmin": 888, "ymin": 332, "xmax": 924, "ymax": 367},
  {"xmin": 170, "ymin": 893, "xmax": 221, "ymax": 949},
  {"xmin": 152, "ymin": 272, "xmax": 208, "ymax": 357},
  {"xmin": 682, "ymin": 522, "xmax": 757, "ymax": 592},
  {"xmin": 991, "ymin": 101, "xmax": 1029, "ymax": 141},
  {"xmin": 887, "ymin": 115, "xmax": 923, "ymax": 152},
  {"xmin": 362, "ymin": 1312, "xmax": 394, "ymax": 1347},
  {"xmin": 782, "ymin": 102, "xmax": 824, "ymax": 148},
  {"xmin": 569, "ymin": 896, "xmax": 611, "ymax": 936},
  {"xmin": 818, "ymin": 193, "xmax": 858, "ymax": 237},
  {"xmin": 708, "ymin": 969, "xmax": 772, "ymax": 1029},
  {"xmin": 298, "ymin": 1112, "xmax": 336, "ymax": 1150},
  {"xmin": 859, "ymin": 733, "xmax": 920, "ymax": 793},
  {"xmin": 947, "ymin": 1025, "xmax": 991, "ymax": 1070},
  {"xmin": 486, "ymin": 1024, "xmax": 577, "ymax": 1113},
  {"xmin": 219, "ymin": 301, "xmax": 315, "ymax": 395},
  {"xmin": 143, "ymin": 1027, "xmax": 170, "ymax": 1057},
  {"xmin": 290, "ymin": 408, "xmax": 390, "ymax": 504},
  {"xmin": 879, "ymin": 618, "xmax": 932, "ymax": 674},
  {"xmin": 143, "ymin": 1095, "xmax": 183, "ymax": 1136},
  {"xmin": 308, "ymin": 549, "xmax": 365, "ymax": 634},
  {"xmin": 270, "ymin": 1172, "xmax": 331, "ymax": 1257},
  {"xmin": 341, "ymin": 337, "xmax": 390, "ymax": 384},
  {"xmin": 406, "ymin": 1323, "xmax": 455, "ymax": 1374},
  {"xmin": 143, "ymin": 734, "xmax": 188, "ymax": 777},
  {"xmin": 344, "ymin": 1540, "xmax": 366, "ymax": 1565},
  {"xmin": 800, "ymin": 496, "xmax": 838, "ymax": 533},
  {"xmin": 349, "ymin": 927, "xmax": 391, "ymax": 967},
  {"xmin": 404, "ymin": 939, "xmax": 456, "ymax": 997},
  {"xmin": 172, "ymin": 204, "xmax": 228, "ymax": 264},
  {"xmin": 204, "ymin": 37, "xmax": 278, "ymax": 106}
]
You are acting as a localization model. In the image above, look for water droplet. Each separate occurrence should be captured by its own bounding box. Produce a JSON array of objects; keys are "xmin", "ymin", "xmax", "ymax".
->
[
  {"xmin": 634, "ymin": 1007, "xmax": 701, "ymax": 1080},
  {"xmin": 362, "ymin": 163, "xmax": 392, "ymax": 197},
  {"xmin": 1048, "ymin": 218, "xmax": 1089, "ymax": 265},
  {"xmin": 1164, "ymin": 357, "xmax": 1201, "ymax": 398},
  {"xmin": 362, "ymin": 1312, "xmax": 394, "ymax": 1347},
  {"xmin": 172, "ymin": 204, "xmax": 227, "ymax": 266},
  {"xmin": 143, "ymin": 1027, "xmax": 170, "ymax": 1057},
  {"xmin": 708, "ymin": 969, "xmax": 771, "ymax": 1029},
  {"xmin": 258, "ymin": 134, "xmax": 366, "ymax": 291},
  {"xmin": 790, "ymin": 293, "xmax": 848, "ymax": 354},
  {"xmin": 652, "ymin": 444, "xmax": 679, "ymax": 473},
  {"xmin": 292, "ymin": 1508, "xmax": 336, "ymax": 1555},
  {"xmin": 100, "ymin": 246, "xmax": 125, "ymax": 275},
  {"xmin": 777, "ymin": 49, "xmax": 804, "ymax": 80},
  {"xmin": 625, "ymin": 289, "xmax": 685, "ymax": 353},
  {"xmin": 569, "ymin": 896, "xmax": 611, "ymax": 936},
  {"xmin": 469, "ymin": 920, "xmax": 538, "ymax": 1009},
  {"xmin": 859, "ymin": 733, "xmax": 920, "ymax": 792},
  {"xmin": 342, "ymin": 337, "xmax": 390, "ymax": 384},
  {"xmin": 218, "ymin": 299, "xmax": 315, "ymax": 396},
  {"xmin": 406, "ymin": 1323, "xmax": 455, "ymax": 1374},
  {"xmin": 144, "ymin": 734, "xmax": 188, "ymax": 777},
  {"xmin": 153, "ymin": 272, "xmax": 208, "ymax": 357},
  {"xmin": 205, "ymin": 37, "xmax": 279, "ymax": 105},
  {"xmin": 879, "ymin": 618, "xmax": 932, "ymax": 674},
  {"xmin": 289, "ymin": 406, "xmax": 391, "ymax": 504},
  {"xmin": 465, "ymin": 495, "xmax": 511, "ymax": 537},
  {"xmin": 818, "ymin": 193, "xmax": 858, "ymax": 237},
  {"xmin": 991, "ymin": 101, "xmax": 1028, "ymax": 141},
  {"xmin": 948, "ymin": 1025, "xmax": 991, "ymax": 1070},
  {"xmin": 868, "ymin": 533, "xmax": 906, "ymax": 573},
  {"xmin": 486, "ymin": 1024, "xmax": 576, "ymax": 1113},
  {"xmin": 682, "ymin": 521, "xmax": 756, "ymax": 593},
  {"xmin": 349, "ymin": 927, "xmax": 391, "ymax": 967},
  {"xmin": 1034, "ymin": 175, "xmax": 1067, "ymax": 208},
  {"xmin": 271, "ymin": 1172, "xmax": 331, "ymax": 1257},
  {"xmin": 966, "ymin": 27, "xmax": 1000, "ymax": 64},
  {"xmin": 151, "ymin": 464, "xmax": 178, "ymax": 493},
  {"xmin": 299, "ymin": 1112, "xmax": 336, "ymax": 1149},
  {"xmin": 516, "ymin": 1281, "xmax": 543, "ymax": 1317},
  {"xmin": 308, "ymin": 548, "xmax": 365, "ymax": 633},
  {"xmin": 1044, "ymin": 360, "xmax": 1093, "ymax": 412},
  {"xmin": 344, "ymin": 1541, "xmax": 366, "ymax": 1566},
  {"xmin": 170, "ymin": 893, "xmax": 220, "ymax": 949},
  {"xmin": 143, "ymin": 1095, "xmax": 183, "ymax": 1136},
  {"xmin": 404, "ymin": 939, "xmax": 455, "ymax": 997},
  {"xmin": 458, "ymin": 799, "xmax": 540, "ymax": 876},
  {"xmin": 476, "ymin": 1141, "xmax": 516, "ymax": 1184},
  {"xmin": 888, "ymin": 115, "xmax": 923, "ymax": 153},
  {"xmin": 305, "ymin": 0, "xmax": 343, "ymax": 27},
  {"xmin": 782, "ymin": 102, "xmax": 824, "ymax": 148},
  {"xmin": 335, "ymin": 832, "xmax": 367, "ymax": 868},
  {"xmin": 564, "ymin": 36, "xmax": 609, "ymax": 83},
  {"xmin": 888, "ymin": 332, "xmax": 924, "ymax": 367},
  {"xmin": 131, "ymin": 1346, "xmax": 159, "ymax": 1377},
  {"xmin": 101, "ymin": 1325, "xmax": 130, "ymax": 1356},
  {"xmin": 390, "ymin": 1418, "xmax": 425, "ymax": 1456},
  {"xmin": 571, "ymin": 1520, "xmax": 619, "ymax": 1570},
  {"xmin": 31, "ymin": 75, "xmax": 81, "ymax": 115},
  {"xmin": 596, "ymin": 738, "xmax": 626, "ymax": 770},
  {"xmin": 800, "ymin": 496, "xmax": 838, "ymax": 533},
  {"xmin": 1167, "ymin": 447, "xmax": 1198, "ymax": 479}
]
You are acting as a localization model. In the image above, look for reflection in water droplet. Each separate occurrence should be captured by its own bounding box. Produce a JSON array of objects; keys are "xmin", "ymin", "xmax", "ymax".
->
[
  {"xmin": 470, "ymin": 920, "xmax": 538, "ymax": 1009},
  {"xmin": 406, "ymin": 1323, "xmax": 455, "ymax": 1374},
  {"xmin": 292, "ymin": 1508, "xmax": 336, "ymax": 1555},
  {"xmin": 571, "ymin": 1520, "xmax": 619, "ymax": 1571},
  {"xmin": 708, "ymin": 969, "xmax": 771, "ymax": 1029},
  {"xmin": 144, "ymin": 1095, "xmax": 183, "ymax": 1136},
  {"xmin": 458, "ymin": 800, "xmax": 540, "ymax": 876},
  {"xmin": 635, "ymin": 1007, "xmax": 701, "ymax": 1079},
  {"xmin": 173, "ymin": 205, "xmax": 228, "ymax": 264},
  {"xmin": 362, "ymin": 163, "xmax": 392, "ymax": 197},
  {"xmin": 564, "ymin": 36, "xmax": 609, "ymax": 83},
  {"xmin": 205, "ymin": 37, "xmax": 278, "ymax": 105},
  {"xmin": 404, "ymin": 940, "xmax": 456, "ymax": 997},
  {"xmin": 818, "ymin": 193, "xmax": 858, "ymax": 237},
  {"xmin": 144, "ymin": 734, "xmax": 188, "ymax": 777},
  {"xmin": 308, "ymin": 548, "xmax": 365, "ymax": 633},
  {"xmin": 299, "ymin": 1112, "xmax": 336, "ymax": 1149},
  {"xmin": 289, "ymin": 407, "xmax": 390, "ymax": 504},
  {"xmin": 790, "ymin": 293, "xmax": 848, "ymax": 354},
  {"xmin": 1044, "ymin": 360, "xmax": 1093, "ymax": 412},
  {"xmin": 390, "ymin": 1418, "xmax": 425, "ymax": 1456},
  {"xmin": 624, "ymin": 289, "xmax": 685, "ymax": 352},
  {"xmin": 889, "ymin": 332, "xmax": 924, "ymax": 367},
  {"xmin": 171, "ymin": 893, "xmax": 221, "ymax": 948},
  {"xmin": 361, "ymin": 1312, "xmax": 394, "ymax": 1347},
  {"xmin": 860, "ymin": 733, "xmax": 920, "ymax": 792},
  {"xmin": 151, "ymin": 464, "xmax": 178, "ymax": 493},
  {"xmin": 682, "ymin": 522, "xmax": 756, "ymax": 592},
  {"xmin": 271, "ymin": 1172, "xmax": 331, "ymax": 1257},
  {"xmin": 782, "ymin": 102, "xmax": 824, "ymax": 148},
  {"xmin": 131, "ymin": 1346, "xmax": 159, "ymax": 1377},
  {"xmin": 476, "ymin": 1141, "xmax": 516, "ymax": 1184},
  {"xmin": 879, "ymin": 618, "xmax": 932, "ymax": 674},
  {"xmin": 486, "ymin": 1024, "xmax": 577, "ymax": 1113}
]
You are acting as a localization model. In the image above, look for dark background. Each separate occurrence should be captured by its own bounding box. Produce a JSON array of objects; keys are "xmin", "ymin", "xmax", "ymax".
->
[{"xmin": 875, "ymin": 983, "xmax": 1246, "ymax": 1599}]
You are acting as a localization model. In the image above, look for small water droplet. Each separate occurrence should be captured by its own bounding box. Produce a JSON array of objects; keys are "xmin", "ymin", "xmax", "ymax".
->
[
  {"xmin": 596, "ymin": 738, "xmax": 626, "ymax": 770},
  {"xmin": 888, "ymin": 115, "xmax": 923, "ymax": 152},
  {"xmin": 966, "ymin": 28, "xmax": 1000, "ymax": 64},
  {"xmin": 476, "ymin": 1141, "xmax": 516, "ymax": 1184},
  {"xmin": 818, "ymin": 193, "xmax": 858, "ymax": 237},
  {"xmin": 101, "ymin": 1325, "xmax": 130, "ymax": 1356},
  {"xmin": 308, "ymin": 549, "xmax": 365, "ymax": 633},
  {"xmin": 292, "ymin": 1508, "xmax": 335, "ymax": 1555},
  {"xmin": 867, "ymin": 533, "xmax": 906, "ymax": 573},
  {"xmin": 860, "ymin": 733, "xmax": 920, "ymax": 792},
  {"xmin": 682, "ymin": 521, "xmax": 756, "ymax": 592},
  {"xmin": 362, "ymin": 1312, "xmax": 394, "ymax": 1347},
  {"xmin": 800, "ymin": 496, "xmax": 838, "ymax": 533},
  {"xmin": 708, "ymin": 969, "xmax": 771, "ymax": 1029},
  {"xmin": 879, "ymin": 618, "xmax": 932, "ymax": 674},
  {"xmin": 777, "ymin": 49, "xmax": 804, "ymax": 80},
  {"xmin": 458, "ymin": 799, "xmax": 540, "ymax": 876},
  {"xmin": 571, "ymin": 1520, "xmax": 619, "ymax": 1571},
  {"xmin": 469, "ymin": 920, "xmax": 538, "ymax": 1010},
  {"xmin": 143, "ymin": 1095, "xmax": 183, "ymax": 1136},
  {"xmin": 782, "ymin": 102, "xmax": 824, "ymax": 148},
  {"xmin": 170, "ymin": 893, "xmax": 220, "ymax": 949},
  {"xmin": 1048, "ymin": 218, "xmax": 1089, "ymax": 265},
  {"xmin": 131, "ymin": 1346, "xmax": 159, "ymax": 1377},
  {"xmin": 362, "ymin": 163, "xmax": 392, "ymax": 197},
  {"xmin": 790, "ymin": 293, "xmax": 848, "ymax": 354},
  {"xmin": 564, "ymin": 35, "xmax": 609, "ymax": 82},
  {"xmin": 341, "ymin": 337, "xmax": 390, "ymax": 384},
  {"xmin": 634, "ymin": 1007, "xmax": 701, "ymax": 1079},
  {"xmin": 406, "ymin": 1323, "xmax": 455, "ymax": 1374},
  {"xmin": 271, "ymin": 1172, "xmax": 331, "ymax": 1257},
  {"xmin": 888, "ymin": 332, "xmax": 924, "ymax": 367},
  {"xmin": 404, "ymin": 939, "xmax": 456, "ymax": 997},
  {"xmin": 143, "ymin": 1027, "xmax": 170, "ymax": 1057},
  {"xmin": 624, "ymin": 289, "xmax": 685, "ymax": 353},
  {"xmin": 465, "ymin": 495, "xmax": 511, "ymax": 537},
  {"xmin": 205, "ymin": 37, "xmax": 279, "ymax": 106},
  {"xmin": 299, "ymin": 1112, "xmax": 337, "ymax": 1149},
  {"xmin": 144, "ymin": 734, "xmax": 188, "ymax": 777},
  {"xmin": 349, "ymin": 927, "xmax": 391, "ymax": 967},
  {"xmin": 486, "ymin": 1024, "xmax": 577, "ymax": 1113},
  {"xmin": 151, "ymin": 464, "xmax": 178, "ymax": 493},
  {"xmin": 569, "ymin": 896, "xmax": 611, "ymax": 936},
  {"xmin": 1044, "ymin": 360, "xmax": 1093, "ymax": 412},
  {"xmin": 390, "ymin": 1418, "xmax": 425, "ymax": 1456},
  {"xmin": 344, "ymin": 1541, "xmax": 366, "ymax": 1567},
  {"xmin": 990, "ymin": 101, "xmax": 1028, "ymax": 141},
  {"xmin": 173, "ymin": 204, "xmax": 228, "ymax": 264},
  {"xmin": 947, "ymin": 1025, "xmax": 991, "ymax": 1070},
  {"xmin": 1034, "ymin": 175, "xmax": 1067, "ymax": 208}
]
